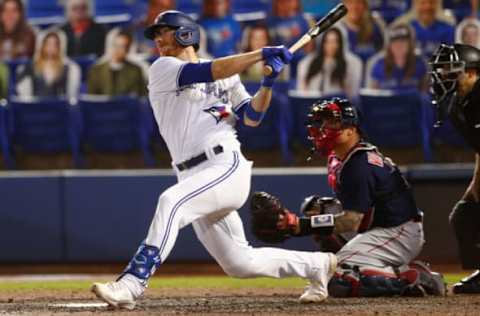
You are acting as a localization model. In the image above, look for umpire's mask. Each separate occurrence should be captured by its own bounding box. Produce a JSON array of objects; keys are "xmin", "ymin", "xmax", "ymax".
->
[{"xmin": 429, "ymin": 44, "xmax": 465, "ymax": 105}]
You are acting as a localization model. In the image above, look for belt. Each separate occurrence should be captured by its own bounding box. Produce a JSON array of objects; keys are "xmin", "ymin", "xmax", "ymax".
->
[{"xmin": 176, "ymin": 145, "xmax": 224, "ymax": 172}]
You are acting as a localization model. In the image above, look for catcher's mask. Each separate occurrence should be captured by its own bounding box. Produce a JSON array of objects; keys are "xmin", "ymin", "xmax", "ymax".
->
[{"xmin": 306, "ymin": 98, "xmax": 359, "ymax": 157}]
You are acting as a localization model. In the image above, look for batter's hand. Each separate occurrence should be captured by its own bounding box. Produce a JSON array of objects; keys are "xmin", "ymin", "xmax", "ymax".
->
[
  {"xmin": 261, "ymin": 56, "xmax": 287, "ymax": 87},
  {"xmin": 261, "ymin": 46, "xmax": 293, "ymax": 64}
]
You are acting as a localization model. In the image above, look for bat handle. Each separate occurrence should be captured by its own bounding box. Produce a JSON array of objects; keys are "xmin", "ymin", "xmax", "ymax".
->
[{"xmin": 263, "ymin": 65, "xmax": 273, "ymax": 77}]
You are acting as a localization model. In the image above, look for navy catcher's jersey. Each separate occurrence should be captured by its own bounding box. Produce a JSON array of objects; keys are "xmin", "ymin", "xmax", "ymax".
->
[
  {"xmin": 448, "ymin": 79, "xmax": 480, "ymax": 154},
  {"xmin": 328, "ymin": 143, "xmax": 420, "ymax": 229}
]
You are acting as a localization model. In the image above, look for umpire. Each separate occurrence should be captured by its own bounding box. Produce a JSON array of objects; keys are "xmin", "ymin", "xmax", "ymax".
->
[{"xmin": 430, "ymin": 43, "xmax": 480, "ymax": 294}]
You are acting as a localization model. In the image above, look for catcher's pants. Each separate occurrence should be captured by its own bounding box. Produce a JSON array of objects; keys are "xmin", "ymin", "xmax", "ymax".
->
[
  {"xmin": 145, "ymin": 142, "xmax": 329, "ymax": 279},
  {"xmin": 336, "ymin": 220, "xmax": 425, "ymax": 270}
]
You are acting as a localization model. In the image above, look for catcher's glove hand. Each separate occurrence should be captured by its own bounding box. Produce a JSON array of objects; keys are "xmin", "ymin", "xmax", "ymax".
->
[
  {"xmin": 300, "ymin": 196, "xmax": 345, "ymax": 253},
  {"xmin": 300, "ymin": 196, "xmax": 344, "ymax": 217},
  {"xmin": 250, "ymin": 191, "xmax": 298, "ymax": 243}
]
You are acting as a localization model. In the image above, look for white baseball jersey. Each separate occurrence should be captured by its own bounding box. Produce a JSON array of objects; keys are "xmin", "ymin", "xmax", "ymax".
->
[{"xmin": 148, "ymin": 56, "xmax": 251, "ymax": 164}]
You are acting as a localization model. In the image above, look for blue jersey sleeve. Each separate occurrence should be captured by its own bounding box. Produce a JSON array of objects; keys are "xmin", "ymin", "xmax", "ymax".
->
[
  {"xmin": 337, "ymin": 153, "xmax": 374, "ymax": 213},
  {"xmin": 178, "ymin": 62, "xmax": 214, "ymax": 87}
]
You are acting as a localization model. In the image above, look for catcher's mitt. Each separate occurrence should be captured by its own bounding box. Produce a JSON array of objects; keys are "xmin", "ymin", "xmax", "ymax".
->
[{"xmin": 250, "ymin": 191, "xmax": 298, "ymax": 243}]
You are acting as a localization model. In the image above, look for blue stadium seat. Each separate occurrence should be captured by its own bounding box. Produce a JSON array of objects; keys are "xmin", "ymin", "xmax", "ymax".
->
[
  {"xmin": 78, "ymin": 95, "xmax": 155, "ymax": 167},
  {"xmin": 10, "ymin": 97, "xmax": 83, "ymax": 167},
  {"xmin": 369, "ymin": 0, "xmax": 410, "ymax": 24},
  {"xmin": 359, "ymin": 89, "xmax": 433, "ymax": 161},
  {"xmin": 232, "ymin": 0, "xmax": 270, "ymax": 15},
  {"xmin": 25, "ymin": 0, "xmax": 64, "ymax": 26},
  {"xmin": 236, "ymin": 81, "xmax": 293, "ymax": 163},
  {"xmin": 72, "ymin": 55, "xmax": 97, "ymax": 83},
  {"xmin": 0, "ymin": 103, "xmax": 14, "ymax": 168},
  {"xmin": 95, "ymin": 0, "xmax": 135, "ymax": 24},
  {"xmin": 289, "ymin": 92, "xmax": 347, "ymax": 148},
  {"xmin": 177, "ymin": 0, "xmax": 202, "ymax": 15},
  {"xmin": 6, "ymin": 59, "xmax": 29, "ymax": 96}
]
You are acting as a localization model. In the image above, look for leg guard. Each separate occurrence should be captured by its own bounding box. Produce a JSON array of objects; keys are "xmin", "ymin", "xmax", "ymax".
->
[
  {"xmin": 119, "ymin": 243, "xmax": 161, "ymax": 286},
  {"xmin": 406, "ymin": 261, "xmax": 446, "ymax": 296},
  {"xmin": 328, "ymin": 265, "xmax": 412, "ymax": 297},
  {"xmin": 449, "ymin": 200, "xmax": 480, "ymax": 269}
]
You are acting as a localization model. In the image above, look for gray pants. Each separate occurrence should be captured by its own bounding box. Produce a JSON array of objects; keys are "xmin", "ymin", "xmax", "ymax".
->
[{"xmin": 337, "ymin": 220, "xmax": 425, "ymax": 270}]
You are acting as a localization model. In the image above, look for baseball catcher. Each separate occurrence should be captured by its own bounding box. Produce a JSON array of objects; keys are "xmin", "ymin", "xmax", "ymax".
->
[
  {"xmin": 430, "ymin": 43, "xmax": 480, "ymax": 294},
  {"xmin": 251, "ymin": 98, "xmax": 446, "ymax": 297}
]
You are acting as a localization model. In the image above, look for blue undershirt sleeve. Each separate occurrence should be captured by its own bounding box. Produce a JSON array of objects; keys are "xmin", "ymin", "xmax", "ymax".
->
[{"xmin": 177, "ymin": 62, "xmax": 214, "ymax": 87}]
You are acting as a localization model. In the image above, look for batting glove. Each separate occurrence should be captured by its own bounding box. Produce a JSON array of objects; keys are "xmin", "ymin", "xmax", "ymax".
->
[
  {"xmin": 261, "ymin": 56, "xmax": 286, "ymax": 88},
  {"xmin": 261, "ymin": 46, "xmax": 293, "ymax": 64}
]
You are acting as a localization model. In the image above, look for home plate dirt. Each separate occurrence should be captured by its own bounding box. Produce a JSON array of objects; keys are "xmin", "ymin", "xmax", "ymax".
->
[{"xmin": 0, "ymin": 288, "xmax": 479, "ymax": 316}]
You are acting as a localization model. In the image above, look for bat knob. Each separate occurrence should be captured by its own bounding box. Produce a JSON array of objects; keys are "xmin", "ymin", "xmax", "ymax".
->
[{"xmin": 263, "ymin": 65, "xmax": 273, "ymax": 76}]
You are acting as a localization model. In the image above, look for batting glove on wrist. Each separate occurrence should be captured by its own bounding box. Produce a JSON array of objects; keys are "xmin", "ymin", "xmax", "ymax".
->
[
  {"xmin": 261, "ymin": 56, "xmax": 286, "ymax": 87},
  {"xmin": 261, "ymin": 45, "xmax": 293, "ymax": 64}
]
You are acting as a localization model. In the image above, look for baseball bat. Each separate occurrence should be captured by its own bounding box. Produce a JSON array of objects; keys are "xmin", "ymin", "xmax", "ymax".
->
[{"xmin": 263, "ymin": 3, "xmax": 348, "ymax": 76}]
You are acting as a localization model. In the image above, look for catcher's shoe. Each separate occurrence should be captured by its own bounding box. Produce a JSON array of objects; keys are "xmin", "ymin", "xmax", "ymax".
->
[
  {"xmin": 91, "ymin": 281, "xmax": 137, "ymax": 310},
  {"xmin": 299, "ymin": 253, "xmax": 337, "ymax": 303},
  {"xmin": 409, "ymin": 261, "xmax": 447, "ymax": 296},
  {"xmin": 452, "ymin": 270, "xmax": 480, "ymax": 294}
]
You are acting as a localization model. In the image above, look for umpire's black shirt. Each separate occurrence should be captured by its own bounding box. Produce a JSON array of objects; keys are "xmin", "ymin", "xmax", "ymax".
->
[{"xmin": 449, "ymin": 79, "xmax": 480, "ymax": 154}]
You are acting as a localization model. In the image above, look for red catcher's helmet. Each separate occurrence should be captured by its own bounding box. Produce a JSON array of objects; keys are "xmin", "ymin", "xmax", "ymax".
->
[{"xmin": 306, "ymin": 98, "xmax": 360, "ymax": 157}]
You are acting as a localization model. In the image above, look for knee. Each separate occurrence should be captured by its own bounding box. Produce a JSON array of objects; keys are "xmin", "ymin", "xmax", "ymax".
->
[
  {"xmin": 158, "ymin": 191, "xmax": 176, "ymax": 210},
  {"xmin": 449, "ymin": 200, "xmax": 479, "ymax": 230},
  {"xmin": 218, "ymin": 253, "xmax": 258, "ymax": 279}
]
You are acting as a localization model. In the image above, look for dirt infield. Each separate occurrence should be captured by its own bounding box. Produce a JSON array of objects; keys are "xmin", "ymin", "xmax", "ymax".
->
[{"xmin": 0, "ymin": 287, "xmax": 479, "ymax": 316}]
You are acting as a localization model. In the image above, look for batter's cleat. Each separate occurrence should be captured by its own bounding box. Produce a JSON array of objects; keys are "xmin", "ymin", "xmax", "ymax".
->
[
  {"xmin": 452, "ymin": 270, "xmax": 480, "ymax": 294},
  {"xmin": 91, "ymin": 281, "xmax": 137, "ymax": 310},
  {"xmin": 299, "ymin": 253, "xmax": 337, "ymax": 303}
]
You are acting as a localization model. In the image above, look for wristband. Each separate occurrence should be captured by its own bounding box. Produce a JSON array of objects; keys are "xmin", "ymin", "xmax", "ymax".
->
[
  {"xmin": 261, "ymin": 77, "xmax": 275, "ymax": 88},
  {"xmin": 245, "ymin": 102, "xmax": 266, "ymax": 122}
]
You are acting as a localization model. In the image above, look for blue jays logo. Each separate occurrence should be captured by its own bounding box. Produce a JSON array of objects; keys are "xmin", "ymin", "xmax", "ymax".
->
[{"xmin": 204, "ymin": 105, "xmax": 231, "ymax": 124}]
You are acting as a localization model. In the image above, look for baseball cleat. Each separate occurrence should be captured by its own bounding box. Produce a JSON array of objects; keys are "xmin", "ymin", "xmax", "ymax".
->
[
  {"xmin": 299, "ymin": 253, "xmax": 337, "ymax": 303},
  {"xmin": 91, "ymin": 281, "xmax": 136, "ymax": 310}
]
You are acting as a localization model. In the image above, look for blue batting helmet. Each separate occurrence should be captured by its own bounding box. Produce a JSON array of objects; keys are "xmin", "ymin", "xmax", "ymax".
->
[{"xmin": 144, "ymin": 10, "xmax": 200, "ymax": 51}]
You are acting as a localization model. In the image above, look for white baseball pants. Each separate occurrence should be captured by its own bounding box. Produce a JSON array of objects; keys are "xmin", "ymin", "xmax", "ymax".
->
[{"xmin": 144, "ymin": 144, "xmax": 330, "ymax": 279}]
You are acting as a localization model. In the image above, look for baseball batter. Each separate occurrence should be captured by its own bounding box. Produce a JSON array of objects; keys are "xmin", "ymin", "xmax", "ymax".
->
[
  {"xmin": 90, "ymin": 11, "xmax": 336, "ymax": 309},
  {"xmin": 250, "ymin": 98, "xmax": 446, "ymax": 297},
  {"xmin": 430, "ymin": 43, "xmax": 480, "ymax": 294}
]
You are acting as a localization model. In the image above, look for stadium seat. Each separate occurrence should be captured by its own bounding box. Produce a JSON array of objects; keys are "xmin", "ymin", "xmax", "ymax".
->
[
  {"xmin": 95, "ymin": 0, "xmax": 135, "ymax": 24},
  {"xmin": 9, "ymin": 97, "xmax": 83, "ymax": 167},
  {"xmin": 359, "ymin": 89, "xmax": 433, "ymax": 161},
  {"xmin": 78, "ymin": 95, "xmax": 155, "ymax": 167},
  {"xmin": 237, "ymin": 81, "xmax": 293, "ymax": 163},
  {"xmin": 0, "ymin": 102, "xmax": 14, "ymax": 168},
  {"xmin": 72, "ymin": 55, "xmax": 97, "ymax": 83},
  {"xmin": 288, "ymin": 91, "xmax": 347, "ymax": 148},
  {"xmin": 25, "ymin": 0, "xmax": 64, "ymax": 26},
  {"xmin": 177, "ymin": 0, "xmax": 202, "ymax": 16},
  {"xmin": 6, "ymin": 59, "xmax": 29, "ymax": 96},
  {"xmin": 369, "ymin": 0, "xmax": 410, "ymax": 24},
  {"xmin": 232, "ymin": 0, "xmax": 269, "ymax": 20}
]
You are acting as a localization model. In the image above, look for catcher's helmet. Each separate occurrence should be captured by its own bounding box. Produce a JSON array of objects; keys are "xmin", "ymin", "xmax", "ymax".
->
[
  {"xmin": 144, "ymin": 10, "xmax": 200, "ymax": 51},
  {"xmin": 306, "ymin": 98, "xmax": 360, "ymax": 157}
]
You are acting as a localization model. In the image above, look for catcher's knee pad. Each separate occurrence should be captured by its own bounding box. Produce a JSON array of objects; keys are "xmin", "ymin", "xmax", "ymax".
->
[
  {"xmin": 120, "ymin": 243, "xmax": 161, "ymax": 285},
  {"xmin": 328, "ymin": 266, "xmax": 411, "ymax": 297}
]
